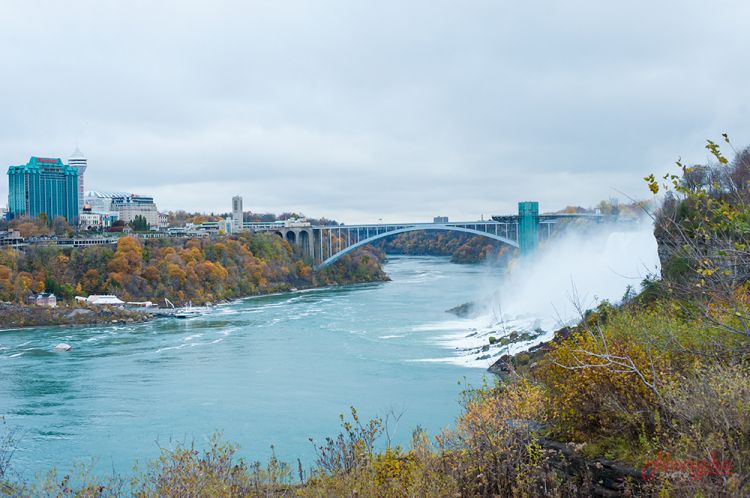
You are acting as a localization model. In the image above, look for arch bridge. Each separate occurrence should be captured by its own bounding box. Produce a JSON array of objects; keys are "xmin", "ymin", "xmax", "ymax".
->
[
  {"xmin": 248, "ymin": 202, "xmax": 605, "ymax": 269},
  {"xmin": 312, "ymin": 221, "xmax": 520, "ymax": 269}
]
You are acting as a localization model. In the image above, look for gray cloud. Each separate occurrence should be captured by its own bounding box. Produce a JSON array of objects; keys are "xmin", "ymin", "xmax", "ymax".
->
[{"xmin": 2, "ymin": 0, "xmax": 749, "ymax": 222}]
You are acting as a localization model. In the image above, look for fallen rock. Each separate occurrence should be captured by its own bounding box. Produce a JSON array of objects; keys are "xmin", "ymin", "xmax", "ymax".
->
[
  {"xmin": 53, "ymin": 343, "xmax": 73, "ymax": 351},
  {"xmin": 65, "ymin": 309, "xmax": 92, "ymax": 318}
]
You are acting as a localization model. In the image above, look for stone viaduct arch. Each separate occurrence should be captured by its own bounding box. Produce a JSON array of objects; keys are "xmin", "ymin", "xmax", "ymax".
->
[{"xmin": 269, "ymin": 227, "xmax": 315, "ymax": 255}]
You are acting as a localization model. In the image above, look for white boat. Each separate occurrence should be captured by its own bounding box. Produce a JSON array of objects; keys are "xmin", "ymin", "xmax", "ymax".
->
[
  {"xmin": 173, "ymin": 308, "xmax": 203, "ymax": 319},
  {"xmin": 166, "ymin": 299, "xmax": 210, "ymax": 319}
]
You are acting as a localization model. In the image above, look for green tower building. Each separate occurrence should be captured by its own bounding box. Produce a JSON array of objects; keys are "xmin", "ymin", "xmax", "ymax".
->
[
  {"xmin": 7, "ymin": 157, "xmax": 79, "ymax": 222},
  {"xmin": 518, "ymin": 201, "xmax": 539, "ymax": 258}
]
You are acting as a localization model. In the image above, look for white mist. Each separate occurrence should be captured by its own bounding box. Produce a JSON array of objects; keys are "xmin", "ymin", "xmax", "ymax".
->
[{"xmin": 437, "ymin": 224, "xmax": 661, "ymax": 367}]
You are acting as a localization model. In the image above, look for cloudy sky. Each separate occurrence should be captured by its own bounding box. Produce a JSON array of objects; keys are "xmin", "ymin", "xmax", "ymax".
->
[{"xmin": 1, "ymin": 0, "xmax": 749, "ymax": 223}]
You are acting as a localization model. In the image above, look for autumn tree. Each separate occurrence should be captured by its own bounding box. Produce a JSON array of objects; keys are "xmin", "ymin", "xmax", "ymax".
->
[
  {"xmin": 52, "ymin": 216, "xmax": 71, "ymax": 236},
  {"xmin": 14, "ymin": 272, "xmax": 33, "ymax": 302},
  {"xmin": 0, "ymin": 229, "xmax": 385, "ymax": 306}
]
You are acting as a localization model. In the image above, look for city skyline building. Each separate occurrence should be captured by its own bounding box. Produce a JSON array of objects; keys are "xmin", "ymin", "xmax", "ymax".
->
[
  {"xmin": 232, "ymin": 195, "xmax": 243, "ymax": 231},
  {"xmin": 110, "ymin": 195, "xmax": 159, "ymax": 227},
  {"xmin": 68, "ymin": 147, "xmax": 87, "ymax": 218},
  {"xmin": 7, "ymin": 157, "xmax": 79, "ymax": 221},
  {"xmin": 84, "ymin": 191, "xmax": 134, "ymax": 212}
]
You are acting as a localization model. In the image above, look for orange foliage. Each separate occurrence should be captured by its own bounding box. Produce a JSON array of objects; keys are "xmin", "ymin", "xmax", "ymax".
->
[{"xmin": 0, "ymin": 231, "xmax": 386, "ymax": 305}]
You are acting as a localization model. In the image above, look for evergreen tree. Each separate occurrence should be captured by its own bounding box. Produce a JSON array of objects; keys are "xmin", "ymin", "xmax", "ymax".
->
[{"xmin": 130, "ymin": 215, "xmax": 151, "ymax": 232}]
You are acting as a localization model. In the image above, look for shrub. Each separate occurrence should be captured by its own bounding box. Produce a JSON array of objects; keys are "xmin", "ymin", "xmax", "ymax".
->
[{"xmin": 435, "ymin": 378, "xmax": 552, "ymax": 496}]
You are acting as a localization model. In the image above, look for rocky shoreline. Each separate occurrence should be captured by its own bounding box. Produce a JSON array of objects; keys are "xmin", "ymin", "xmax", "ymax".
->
[{"xmin": 0, "ymin": 303, "xmax": 153, "ymax": 330}]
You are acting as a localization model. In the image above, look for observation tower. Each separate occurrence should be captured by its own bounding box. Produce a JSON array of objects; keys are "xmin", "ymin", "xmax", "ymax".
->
[{"xmin": 68, "ymin": 147, "xmax": 87, "ymax": 219}]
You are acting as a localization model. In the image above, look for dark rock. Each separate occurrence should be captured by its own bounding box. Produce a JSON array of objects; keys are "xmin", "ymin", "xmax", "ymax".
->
[
  {"xmin": 488, "ymin": 357, "xmax": 513, "ymax": 379},
  {"xmin": 446, "ymin": 302, "xmax": 476, "ymax": 318},
  {"xmin": 538, "ymin": 438, "xmax": 645, "ymax": 497}
]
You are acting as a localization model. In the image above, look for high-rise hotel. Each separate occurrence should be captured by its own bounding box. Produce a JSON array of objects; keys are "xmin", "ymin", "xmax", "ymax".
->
[{"xmin": 7, "ymin": 157, "xmax": 79, "ymax": 221}]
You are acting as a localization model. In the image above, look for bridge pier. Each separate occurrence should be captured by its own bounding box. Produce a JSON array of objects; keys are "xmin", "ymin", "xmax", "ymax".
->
[{"xmin": 275, "ymin": 227, "xmax": 314, "ymax": 256}]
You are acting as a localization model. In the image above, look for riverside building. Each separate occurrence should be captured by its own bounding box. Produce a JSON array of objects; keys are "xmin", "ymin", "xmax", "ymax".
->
[{"xmin": 7, "ymin": 157, "xmax": 79, "ymax": 221}]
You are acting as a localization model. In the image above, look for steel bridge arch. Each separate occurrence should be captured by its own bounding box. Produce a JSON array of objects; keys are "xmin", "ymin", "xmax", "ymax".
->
[{"xmin": 315, "ymin": 224, "xmax": 518, "ymax": 269}]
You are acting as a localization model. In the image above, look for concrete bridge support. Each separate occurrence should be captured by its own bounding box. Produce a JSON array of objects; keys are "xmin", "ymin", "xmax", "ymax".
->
[{"xmin": 273, "ymin": 227, "xmax": 314, "ymax": 255}]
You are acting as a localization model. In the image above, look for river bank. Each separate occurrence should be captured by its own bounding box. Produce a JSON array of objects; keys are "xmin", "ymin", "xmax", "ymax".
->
[
  {"xmin": 0, "ymin": 274, "xmax": 392, "ymax": 330},
  {"xmin": 0, "ymin": 303, "xmax": 153, "ymax": 330}
]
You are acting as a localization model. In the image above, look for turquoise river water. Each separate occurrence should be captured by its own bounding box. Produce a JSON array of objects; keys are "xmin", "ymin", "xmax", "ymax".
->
[{"xmin": 0, "ymin": 256, "xmax": 503, "ymax": 478}]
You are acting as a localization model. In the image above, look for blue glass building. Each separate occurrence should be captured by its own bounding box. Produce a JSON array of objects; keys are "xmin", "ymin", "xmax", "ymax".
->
[{"xmin": 7, "ymin": 157, "xmax": 79, "ymax": 221}]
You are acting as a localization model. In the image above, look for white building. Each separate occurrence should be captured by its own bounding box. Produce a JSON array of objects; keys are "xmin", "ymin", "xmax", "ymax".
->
[
  {"xmin": 68, "ymin": 148, "xmax": 87, "ymax": 219},
  {"xmin": 79, "ymin": 204, "xmax": 119, "ymax": 229},
  {"xmin": 76, "ymin": 295, "xmax": 125, "ymax": 305},
  {"xmin": 110, "ymin": 195, "xmax": 159, "ymax": 227},
  {"xmin": 284, "ymin": 218, "xmax": 311, "ymax": 227},
  {"xmin": 84, "ymin": 191, "xmax": 133, "ymax": 211},
  {"xmin": 218, "ymin": 219, "xmax": 234, "ymax": 234},
  {"xmin": 158, "ymin": 212, "xmax": 169, "ymax": 230}
]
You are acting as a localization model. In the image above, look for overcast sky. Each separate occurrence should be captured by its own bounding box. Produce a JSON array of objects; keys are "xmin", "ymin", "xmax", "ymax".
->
[{"xmin": 2, "ymin": 0, "xmax": 749, "ymax": 223}]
